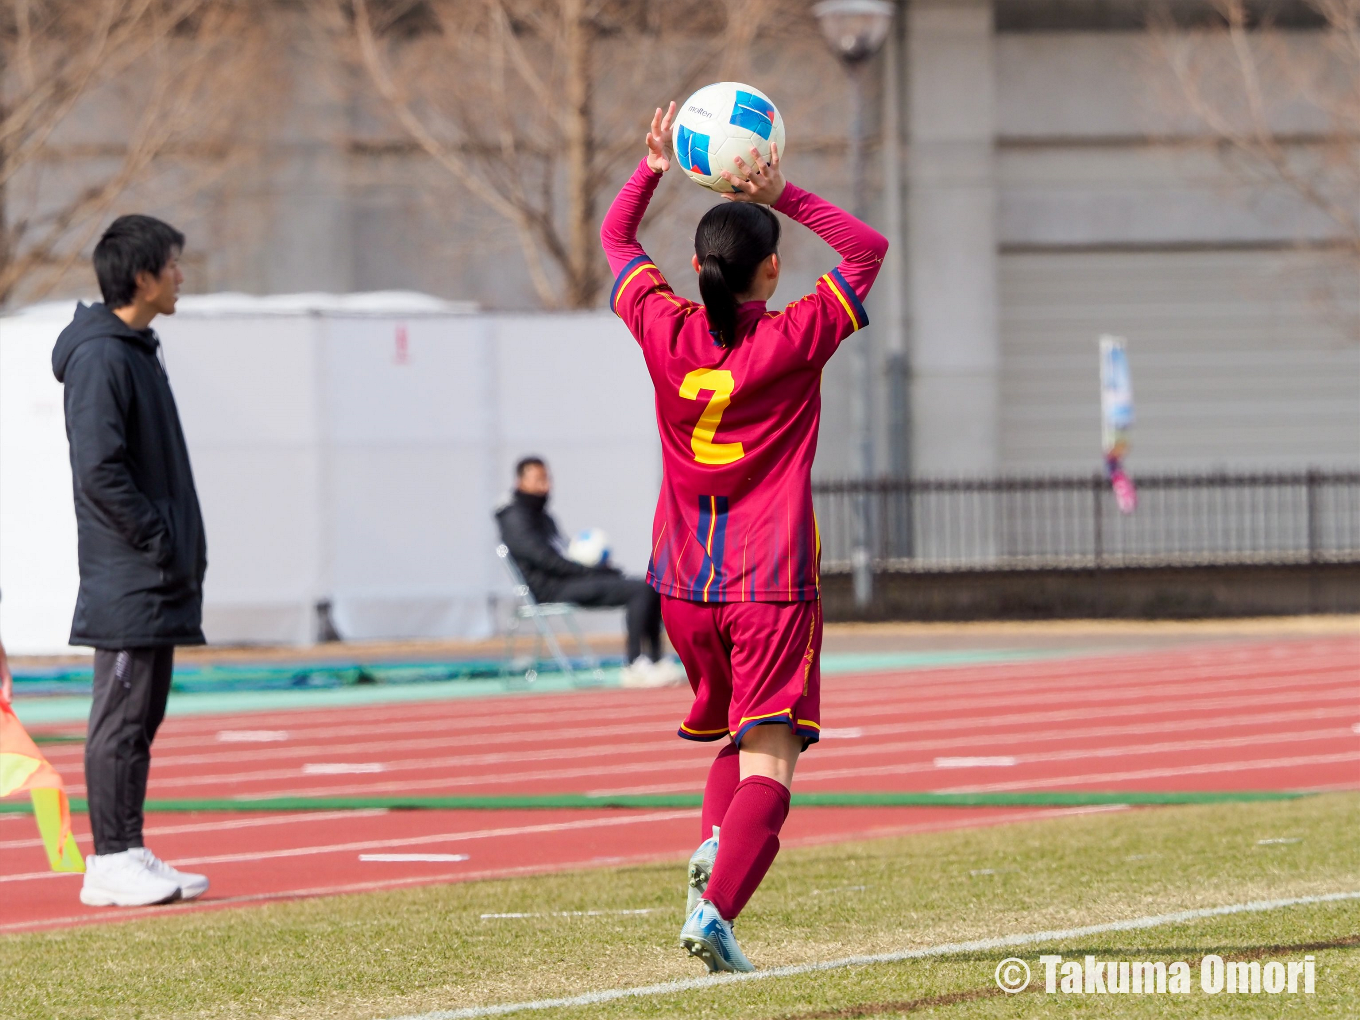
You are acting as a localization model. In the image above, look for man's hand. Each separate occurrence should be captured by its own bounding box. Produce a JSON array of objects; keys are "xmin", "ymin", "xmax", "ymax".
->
[
  {"xmin": 720, "ymin": 141, "xmax": 786, "ymax": 205},
  {"xmin": 646, "ymin": 102, "xmax": 676, "ymax": 174},
  {"xmin": 0, "ymin": 637, "xmax": 12, "ymax": 706}
]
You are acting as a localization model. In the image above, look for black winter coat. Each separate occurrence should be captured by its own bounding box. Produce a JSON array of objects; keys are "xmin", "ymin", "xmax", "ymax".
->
[
  {"xmin": 495, "ymin": 491, "xmax": 610, "ymax": 602},
  {"xmin": 52, "ymin": 303, "xmax": 207, "ymax": 648}
]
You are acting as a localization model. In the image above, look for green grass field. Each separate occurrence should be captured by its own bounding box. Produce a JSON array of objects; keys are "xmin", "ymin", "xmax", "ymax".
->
[{"xmin": 4, "ymin": 794, "xmax": 1357, "ymax": 1020}]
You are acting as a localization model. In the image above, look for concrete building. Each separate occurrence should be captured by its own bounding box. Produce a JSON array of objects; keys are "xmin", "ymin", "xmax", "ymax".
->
[
  {"xmin": 8, "ymin": 1, "xmax": 1357, "ymax": 479},
  {"xmin": 898, "ymin": 0, "xmax": 1357, "ymax": 478}
]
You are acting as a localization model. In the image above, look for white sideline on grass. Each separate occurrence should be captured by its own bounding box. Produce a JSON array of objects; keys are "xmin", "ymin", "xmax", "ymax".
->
[{"xmin": 383, "ymin": 890, "xmax": 1360, "ymax": 1020}]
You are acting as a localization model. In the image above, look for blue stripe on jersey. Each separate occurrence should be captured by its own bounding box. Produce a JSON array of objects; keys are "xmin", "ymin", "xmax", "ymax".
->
[
  {"xmin": 695, "ymin": 495, "xmax": 729, "ymax": 602},
  {"xmin": 610, "ymin": 254, "xmax": 651, "ymax": 313},
  {"xmin": 829, "ymin": 267, "xmax": 869, "ymax": 328}
]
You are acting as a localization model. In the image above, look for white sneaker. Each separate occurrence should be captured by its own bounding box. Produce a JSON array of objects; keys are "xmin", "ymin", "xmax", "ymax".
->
[
  {"xmin": 650, "ymin": 657, "xmax": 688, "ymax": 687},
  {"xmin": 620, "ymin": 656, "xmax": 660, "ymax": 688},
  {"xmin": 132, "ymin": 847, "xmax": 210, "ymax": 901},
  {"xmin": 80, "ymin": 850, "xmax": 182, "ymax": 907},
  {"xmin": 620, "ymin": 656, "xmax": 687, "ymax": 688}
]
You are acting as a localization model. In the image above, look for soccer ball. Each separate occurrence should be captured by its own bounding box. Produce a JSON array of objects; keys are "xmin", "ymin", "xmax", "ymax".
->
[
  {"xmin": 567, "ymin": 528, "xmax": 611, "ymax": 568},
  {"xmin": 673, "ymin": 82, "xmax": 785, "ymax": 194}
]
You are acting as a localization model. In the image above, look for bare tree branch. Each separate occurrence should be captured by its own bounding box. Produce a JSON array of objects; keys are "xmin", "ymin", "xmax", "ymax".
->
[
  {"xmin": 328, "ymin": 0, "xmax": 810, "ymax": 308},
  {"xmin": 1151, "ymin": 0, "xmax": 1360, "ymax": 260},
  {"xmin": 0, "ymin": 0, "xmax": 279, "ymax": 303}
]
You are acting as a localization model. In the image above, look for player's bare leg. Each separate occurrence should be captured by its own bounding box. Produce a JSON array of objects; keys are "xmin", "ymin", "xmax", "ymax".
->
[{"xmin": 737, "ymin": 722, "xmax": 801, "ymax": 786}]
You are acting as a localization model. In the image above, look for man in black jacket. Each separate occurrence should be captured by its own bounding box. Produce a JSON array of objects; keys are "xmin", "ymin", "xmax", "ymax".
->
[
  {"xmin": 52, "ymin": 214, "xmax": 210, "ymax": 908},
  {"xmin": 496, "ymin": 457, "xmax": 681, "ymax": 686}
]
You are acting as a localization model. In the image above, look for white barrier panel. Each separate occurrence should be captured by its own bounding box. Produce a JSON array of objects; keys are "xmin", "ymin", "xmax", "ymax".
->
[{"xmin": 0, "ymin": 294, "xmax": 660, "ymax": 653}]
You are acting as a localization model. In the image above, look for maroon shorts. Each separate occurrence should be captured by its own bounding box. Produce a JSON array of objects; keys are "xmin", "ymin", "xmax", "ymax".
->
[{"xmin": 661, "ymin": 596, "xmax": 822, "ymax": 748}]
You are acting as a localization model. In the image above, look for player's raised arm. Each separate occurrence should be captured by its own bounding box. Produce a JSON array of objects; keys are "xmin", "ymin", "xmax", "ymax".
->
[
  {"xmin": 646, "ymin": 102, "xmax": 676, "ymax": 175},
  {"xmin": 600, "ymin": 102, "xmax": 675, "ymax": 277},
  {"xmin": 724, "ymin": 139, "xmax": 887, "ymax": 305}
]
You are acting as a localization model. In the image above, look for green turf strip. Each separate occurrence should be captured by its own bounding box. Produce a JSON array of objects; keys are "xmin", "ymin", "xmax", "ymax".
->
[{"xmin": 0, "ymin": 790, "xmax": 1309, "ymax": 814}]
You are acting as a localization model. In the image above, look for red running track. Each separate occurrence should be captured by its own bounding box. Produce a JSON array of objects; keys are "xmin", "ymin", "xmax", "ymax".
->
[{"xmin": 3, "ymin": 636, "xmax": 1356, "ymax": 933}]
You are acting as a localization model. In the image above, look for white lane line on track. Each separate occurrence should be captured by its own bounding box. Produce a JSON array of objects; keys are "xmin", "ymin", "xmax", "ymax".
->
[
  {"xmin": 383, "ymin": 891, "xmax": 1360, "ymax": 1020},
  {"xmin": 934, "ymin": 757, "xmax": 1017, "ymax": 768},
  {"xmin": 796, "ymin": 731, "xmax": 1359, "ymax": 785},
  {"xmin": 0, "ymin": 809, "xmax": 388, "ymax": 853},
  {"xmin": 152, "ymin": 758, "xmax": 708, "ymax": 801},
  {"xmin": 126, "ymin": 720, "xmax": 1359, "ymax": 797},
  {"xmin": 58, "ymin": 703, "xmax": 1360, "ymax": 803},
  {"xmin": 132, "ymin": 727, "xmax": 1359, "ymax": 803},
  {"xmin": 115, "ymin": 690, "xmax": 1359, "ymax": 780},
  {"xmin": 0, "ymin": 811, "xmax": 697, "ymax": 884},
  {"xmin": 941, "ymin": 752, "xmax": 1360, "ymax": 792},
  {"xmin": 360, "ymin": 854, "xmax": 470, "ymax": 863},
  {"xmin": 217, "ymin": 730, "xmax": 289, "ymax": 742},
  {"xmin": 60, "ymin": 719, "xmax": 1357, "ymax": 802},
  {"xmin": 129, "ymin": 643, "xmax": 1358, "ymax": 741},
  {"xmin": 52, "ymin": 652, "xmax": 1351, "ymax": 762},
  {"xmin": 137, "ymin": 702, "xmax": 677, "ymax": 752},
  {"xmin": 136, "ymin": 737, "xmax": 686, "ymax": 782},
  {"xmin": 54, "ymin": 696, "xmax": 1336, "ymax": 773}
]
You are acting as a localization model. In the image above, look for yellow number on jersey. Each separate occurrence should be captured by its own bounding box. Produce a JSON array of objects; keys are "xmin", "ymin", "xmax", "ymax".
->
[{"xmin": 679, "ymin": 369, "xmax": 745, "ymax": 465}]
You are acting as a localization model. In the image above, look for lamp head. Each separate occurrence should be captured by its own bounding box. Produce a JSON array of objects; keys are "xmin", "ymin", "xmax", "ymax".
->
[{"xmin": 812, "ymin": 0, "xmax": 895, "ymax": 64}]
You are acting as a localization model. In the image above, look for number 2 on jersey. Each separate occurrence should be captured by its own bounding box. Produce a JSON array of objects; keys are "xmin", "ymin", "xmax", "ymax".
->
[{"xmin": 679, "ymin": 369, "xmax": 745, "ymax": 466}]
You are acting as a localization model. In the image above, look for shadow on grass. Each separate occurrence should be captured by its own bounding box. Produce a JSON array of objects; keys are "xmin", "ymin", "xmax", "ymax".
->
[{"xmin": 767, "ymin": 983, "xmax": 1026, "ymax": 1020}]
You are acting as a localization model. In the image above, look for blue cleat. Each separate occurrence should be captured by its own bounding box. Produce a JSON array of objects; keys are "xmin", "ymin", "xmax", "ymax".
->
[
  {"xmin": 686, "ymin": 825, "xmax": 719, "ymax": 918},
  {"xmin": 679, "ymin": 899, "xmax": 754, "ymax": 973}
]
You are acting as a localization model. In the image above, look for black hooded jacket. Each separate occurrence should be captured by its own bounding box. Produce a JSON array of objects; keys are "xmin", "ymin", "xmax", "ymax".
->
[
  {"xmin": 495, "ymin": 490, "xmax": 609, "ymax": 601},
  {"xmin": 51, "ymin": 303, "xmax": 207, "ymax": 647}
]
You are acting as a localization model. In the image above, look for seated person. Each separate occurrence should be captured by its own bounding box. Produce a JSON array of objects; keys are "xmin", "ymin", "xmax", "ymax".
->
[{"xmin": 496, "ymin": 456, "xmax": 682, "ymax": 686}]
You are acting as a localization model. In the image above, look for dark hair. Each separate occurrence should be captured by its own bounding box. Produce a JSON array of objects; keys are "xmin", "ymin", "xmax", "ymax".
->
[
  {"xmin": 93, "ymin": 214, "xmax": 185, "ymax": 309},
  {"xmin": 694, "ymin": 203, "xmax": 780, "ymax": 348},
  {"xmin": 515, "ymin": 456, "xmax": 546, "ymax": 479}
]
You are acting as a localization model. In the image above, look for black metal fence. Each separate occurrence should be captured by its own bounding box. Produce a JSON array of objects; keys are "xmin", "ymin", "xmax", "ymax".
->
[{"xmin": 812, "ymin": 470, "xmax": 1360, "ymax": 572}]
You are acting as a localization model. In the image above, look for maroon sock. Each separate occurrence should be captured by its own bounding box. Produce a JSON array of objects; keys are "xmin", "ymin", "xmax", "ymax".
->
[
  {"xmin": 703, "ymin": 775, "xmax": 791, "ymax": 920},
  {"xmin": 701, "ymin": 743, "xmax": 741, "ymax": 841}
]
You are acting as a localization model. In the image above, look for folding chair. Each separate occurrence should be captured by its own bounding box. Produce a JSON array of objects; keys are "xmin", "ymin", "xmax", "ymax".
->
[{"xmin": 496, "ymin": 544, "xmax": 606, "ymax": 687}]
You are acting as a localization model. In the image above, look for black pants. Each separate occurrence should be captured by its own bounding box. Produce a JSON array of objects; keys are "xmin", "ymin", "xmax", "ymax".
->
[
  {"xmin": 551, "ymin": 575, "xmax": 662, "ymax": 662},
  {"xmin": 85, "ymin": 647, "xmax": 174, "ymax": 855}
]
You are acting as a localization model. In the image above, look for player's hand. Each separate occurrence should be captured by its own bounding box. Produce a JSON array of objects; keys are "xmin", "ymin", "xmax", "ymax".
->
[
  {"xmin": 721, "ymin": 141, "xmax": 785, "ymax": 205},
  {"xmin": 0, "ymin": 639, "xmax": 12, "ymax": 706},
  {"xmin": 646, "ymin": 102, "xmax": 676, "ymax": 174}
]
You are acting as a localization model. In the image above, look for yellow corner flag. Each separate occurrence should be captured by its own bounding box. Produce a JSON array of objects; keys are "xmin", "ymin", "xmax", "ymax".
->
[{"xmin": 0, "ymin": 702, "xmax": 85, "ymax": 872}]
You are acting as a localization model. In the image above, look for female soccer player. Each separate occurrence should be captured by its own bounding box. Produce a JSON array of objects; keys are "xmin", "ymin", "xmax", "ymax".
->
[{"xmin": 601, "ymin": 102, "xmax": 887, "ymax": 972}]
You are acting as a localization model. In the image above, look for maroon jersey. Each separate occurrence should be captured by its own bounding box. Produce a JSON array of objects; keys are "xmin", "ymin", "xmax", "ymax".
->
[{"xmin": 602, "ymin": 161, "xmax": 887, "ymax": 602}]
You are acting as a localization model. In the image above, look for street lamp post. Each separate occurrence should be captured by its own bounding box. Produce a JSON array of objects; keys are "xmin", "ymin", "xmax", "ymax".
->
[{"xmin": 812, "ymin": 0, "xmax": 894, "ymax": 611}]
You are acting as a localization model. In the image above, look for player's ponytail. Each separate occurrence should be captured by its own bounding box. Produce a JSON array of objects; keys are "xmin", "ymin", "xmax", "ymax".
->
[{"xmin": 695, "ymin": 203, "xmax": 780, "ymax": 348}]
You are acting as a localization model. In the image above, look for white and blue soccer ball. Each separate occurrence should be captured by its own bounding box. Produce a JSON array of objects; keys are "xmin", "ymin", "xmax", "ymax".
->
[
  {"xmin": 673, "ymin": 82, "xmax": 786, "ymax": 194},
  {"xmin": 567, "ymin": 528, "xmax": 611, "ymax": 568}
]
